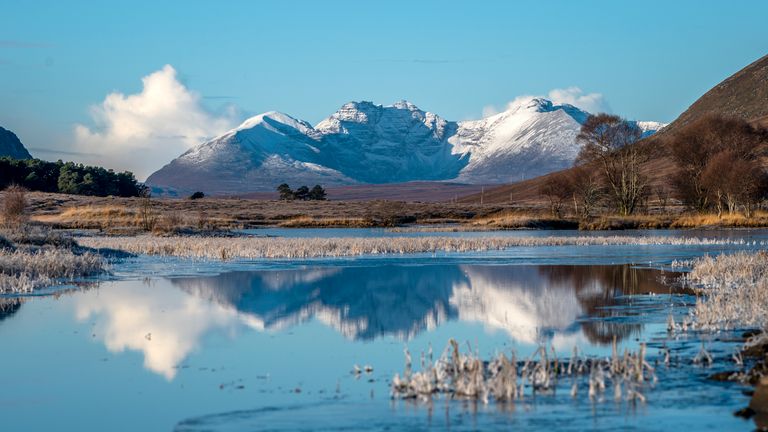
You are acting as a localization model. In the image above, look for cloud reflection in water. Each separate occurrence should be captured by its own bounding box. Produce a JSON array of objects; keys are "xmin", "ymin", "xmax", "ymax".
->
[{"xmin": 74, "ymin": 264, "xmax": 672, "ymax": 378}]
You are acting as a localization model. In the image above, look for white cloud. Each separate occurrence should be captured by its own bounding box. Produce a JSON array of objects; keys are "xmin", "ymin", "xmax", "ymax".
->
[
  {"xmin": 74, "ymin": 65, "xmax": 238, "ymax": 179},
  {"xmin": 546, "ymin": 87, "xmax": 609, "ymax": 114},
  {"xmin": 481, "ymin": 105, "xmax": 500, "ymax": 118},
  {"xmin": 480, "ymin": 87, "xmax": 609, "ymax": 119}
]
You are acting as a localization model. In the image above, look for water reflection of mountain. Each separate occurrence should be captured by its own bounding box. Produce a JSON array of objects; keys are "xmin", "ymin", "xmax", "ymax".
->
[
  {"xmin": 173, "ymin": 264, "xmax": 674, "ymax": 345},
  {"xmin": 176, "ymin": 265, "xmax": 461, "ymax": 340}
]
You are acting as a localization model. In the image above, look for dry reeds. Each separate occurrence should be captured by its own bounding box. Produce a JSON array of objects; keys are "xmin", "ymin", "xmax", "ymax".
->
[
  {"xmin": 579, "ymin": 215, "xmax": 672, "ymax": 230},
  {"xmin": 278, "ymin": 216, "xmax": 376, "ymax": 228},
  {"xmin": 469, "ymin": 211, "xmax": 578, "ymax": 229},
  {"xmin": 1, "ymin": 185, "xmax": 28, "ymax": 229},
  {"xmin": 53, "ymin": 205, "xmax": 142, "ymax": 229},
  {"xmin": 76, "ymin": 234, "xmax": 758, "ymax": 261},
  {"xmin": 671, "ymin": 211, "xmax": 768, "ymax": 229}
]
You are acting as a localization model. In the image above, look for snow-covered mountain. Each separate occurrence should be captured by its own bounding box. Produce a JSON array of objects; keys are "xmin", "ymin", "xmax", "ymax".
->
[{"xmin": 146, "ymin": 98, "xmax": 665, "ymax": 195}]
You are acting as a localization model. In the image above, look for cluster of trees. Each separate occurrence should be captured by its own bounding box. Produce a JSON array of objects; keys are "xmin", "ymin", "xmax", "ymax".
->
[
  {"xmin": 0, "ymin": 158, "xmax": 145, "ymax": 197},
  {"xmin": 670, "ymin": 116, "xmax": 768, "ymax": 217},
  {"xmin": 277, "ymin": 184, "xmax": 327, "ymax": 201},
  {"xmin": 539, "ymin": 113, "xmax": 768, "ymax": 218}
]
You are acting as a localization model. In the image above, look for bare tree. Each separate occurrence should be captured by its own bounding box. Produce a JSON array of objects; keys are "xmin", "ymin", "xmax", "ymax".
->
[
  {"xmin": 654, "ymin": 186, "xmax": 670, "ymax": 212},
  {"xmin": 138, "ymin": 189, "xmax": 157, "ymax": 231},
  {"xmin": 575, "ymin": 114, "xmax": 646, "ymax": 216},
  {"xmin": 539, "ymin": 173, "xmax": 573, "ymax": 218},
  {"xmin": 568, "ymin": 165, "xmax": 603, "ymax": 219},
  {"xmin": 702, "ymin": 151, "xmax": 767, "ymax": 218}
]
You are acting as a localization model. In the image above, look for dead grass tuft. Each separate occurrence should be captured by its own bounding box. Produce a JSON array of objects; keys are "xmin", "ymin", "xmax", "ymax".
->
[{"xmin": 1, "ymin": 185, "xmax": 28, "ymax": 229}]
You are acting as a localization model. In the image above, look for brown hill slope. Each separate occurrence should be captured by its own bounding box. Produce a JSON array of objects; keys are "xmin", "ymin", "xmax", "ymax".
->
[
  {"xmin": 658, "ymin": 53, "xmax": 768, "ymax": 137},
  {"xmin": 461, "ymin": 53, "xmax": 768, "ymax": 205}
]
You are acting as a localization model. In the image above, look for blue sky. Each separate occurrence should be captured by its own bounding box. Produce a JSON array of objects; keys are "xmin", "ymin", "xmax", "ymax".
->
[{"xmin": 1, "ymin": 0, "xmax": 767, "ymax": 177}]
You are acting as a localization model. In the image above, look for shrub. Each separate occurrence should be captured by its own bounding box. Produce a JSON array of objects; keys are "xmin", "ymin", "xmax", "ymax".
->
[
  {"xmin": 189, "ymin": 191, "xmax": 205, "ymax": 200},
  {"xmin": 1, "ymin": 185, "xmax": 28, "ymax": 228},
  {"xmin": 138, "ymin": 191, "xmax": 157, "ymax": 231}
]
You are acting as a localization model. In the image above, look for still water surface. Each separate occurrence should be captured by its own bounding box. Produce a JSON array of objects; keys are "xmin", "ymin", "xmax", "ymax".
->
[{"xmin": 2, "ymin": 230, "xmax": 764, "ymax": 431}]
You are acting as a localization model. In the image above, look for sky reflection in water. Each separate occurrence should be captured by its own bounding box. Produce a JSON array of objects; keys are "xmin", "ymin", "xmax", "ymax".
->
[
  {"xmin": 73, "ymin": 264, "xmax": 671, "ymax": 379},
  {"xmin": 0, "ymin": 262, "xmax": 748, "ymax": 431}
]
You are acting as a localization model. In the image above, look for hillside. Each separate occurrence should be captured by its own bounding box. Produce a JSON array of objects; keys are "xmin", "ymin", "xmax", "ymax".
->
[
  {"xmin": 462, "ymin": 53, "xmax": 768, "ymax": 205},
  {"xmin": 659, "ymin": 54, "xmax": 768, "ymax": 137},
  {"xmin": 0, "ymin": 126, "xmax": 32, "ymax": 160}
]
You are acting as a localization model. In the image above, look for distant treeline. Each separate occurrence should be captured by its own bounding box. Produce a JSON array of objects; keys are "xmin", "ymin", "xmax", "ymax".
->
[{"xmin": 0, "ymin": 157, "xmax": 145, "ymax": 197}]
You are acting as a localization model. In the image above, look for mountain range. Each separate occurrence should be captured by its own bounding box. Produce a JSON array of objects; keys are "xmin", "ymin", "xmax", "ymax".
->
[{"xmin": 147, "ymin": 98, "xmax": 664, "ymax": 195}]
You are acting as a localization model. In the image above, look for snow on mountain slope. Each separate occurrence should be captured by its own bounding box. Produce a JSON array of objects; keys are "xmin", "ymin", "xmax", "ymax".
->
[
  {"xmin": 147, "ymin": 98, "xmax": 665, "ymax": 195},
  {"xmin": 635, "ymin": 121, "xmax": 666, "ymax": 137},
  {"xmin": 451, "ymin": 98, "xmax": 589, "ymax": 183},
  {"xmin": 312, "ymin": 101, "xmax": 466, "ymax": 183},
  {"xmin": 147, "ymin": 112, "xmax": 356, "ymax": 195}
]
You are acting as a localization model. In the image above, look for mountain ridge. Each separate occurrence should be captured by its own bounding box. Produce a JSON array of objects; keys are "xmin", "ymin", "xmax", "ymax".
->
[{"xmin": 147, "ymin": 98, "xmax": 664, "ymax": 195}]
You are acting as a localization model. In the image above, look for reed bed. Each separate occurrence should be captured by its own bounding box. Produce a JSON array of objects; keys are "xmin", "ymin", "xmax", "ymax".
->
[
  {"xmin": 391, "ymin": 338, "xmax": 654, "ymax": 404},
  {"xmin": 278, "ymin": 216, "xmax": 377, "ymax": 228},
  {"xmin": 75, "ymin": 234, "xmax": 758, "ymax": 260},
  {"xmin": 685, "ymin": 251, "xmax": 768, "ymax": 331},
  {"xmin": 469, "ymin": 212, "xmax": 578, "ymax": 229},
  {"xmin": 0, "ymin": 248, "xmax": 105, "ymax": 294},
  {"xmin": 50, "ymin": 205, "xmax": 144, "ymax": 229},
  {"xmin": 671, "ymin": 212, "xmax": 768, "ymax": 229}
]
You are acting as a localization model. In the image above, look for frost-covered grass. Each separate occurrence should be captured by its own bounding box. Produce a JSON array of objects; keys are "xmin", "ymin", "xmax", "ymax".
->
[
  {"xmin": 0, "ymin": 233, "xmax": 106, "ymax": 294},
  {"xmin": 686, "ymin": 251, "xmax": 768, "ymax": 331},
  {"xmin": 76, "ymin": 234, "xmax": 758, "ymax": 260},
  {"xmin": 391, "ymin": 339, "xmax": 654, "ymax": 404}
]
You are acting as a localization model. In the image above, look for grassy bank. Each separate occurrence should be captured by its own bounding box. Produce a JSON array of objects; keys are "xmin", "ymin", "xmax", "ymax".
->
[
  {"xmin": 470, "ymin": 210, "xmax": 768, "ymax": 231},
  {"xmin": 0, "ymin": 227, "xmax": 106, "ymax": 294}
]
